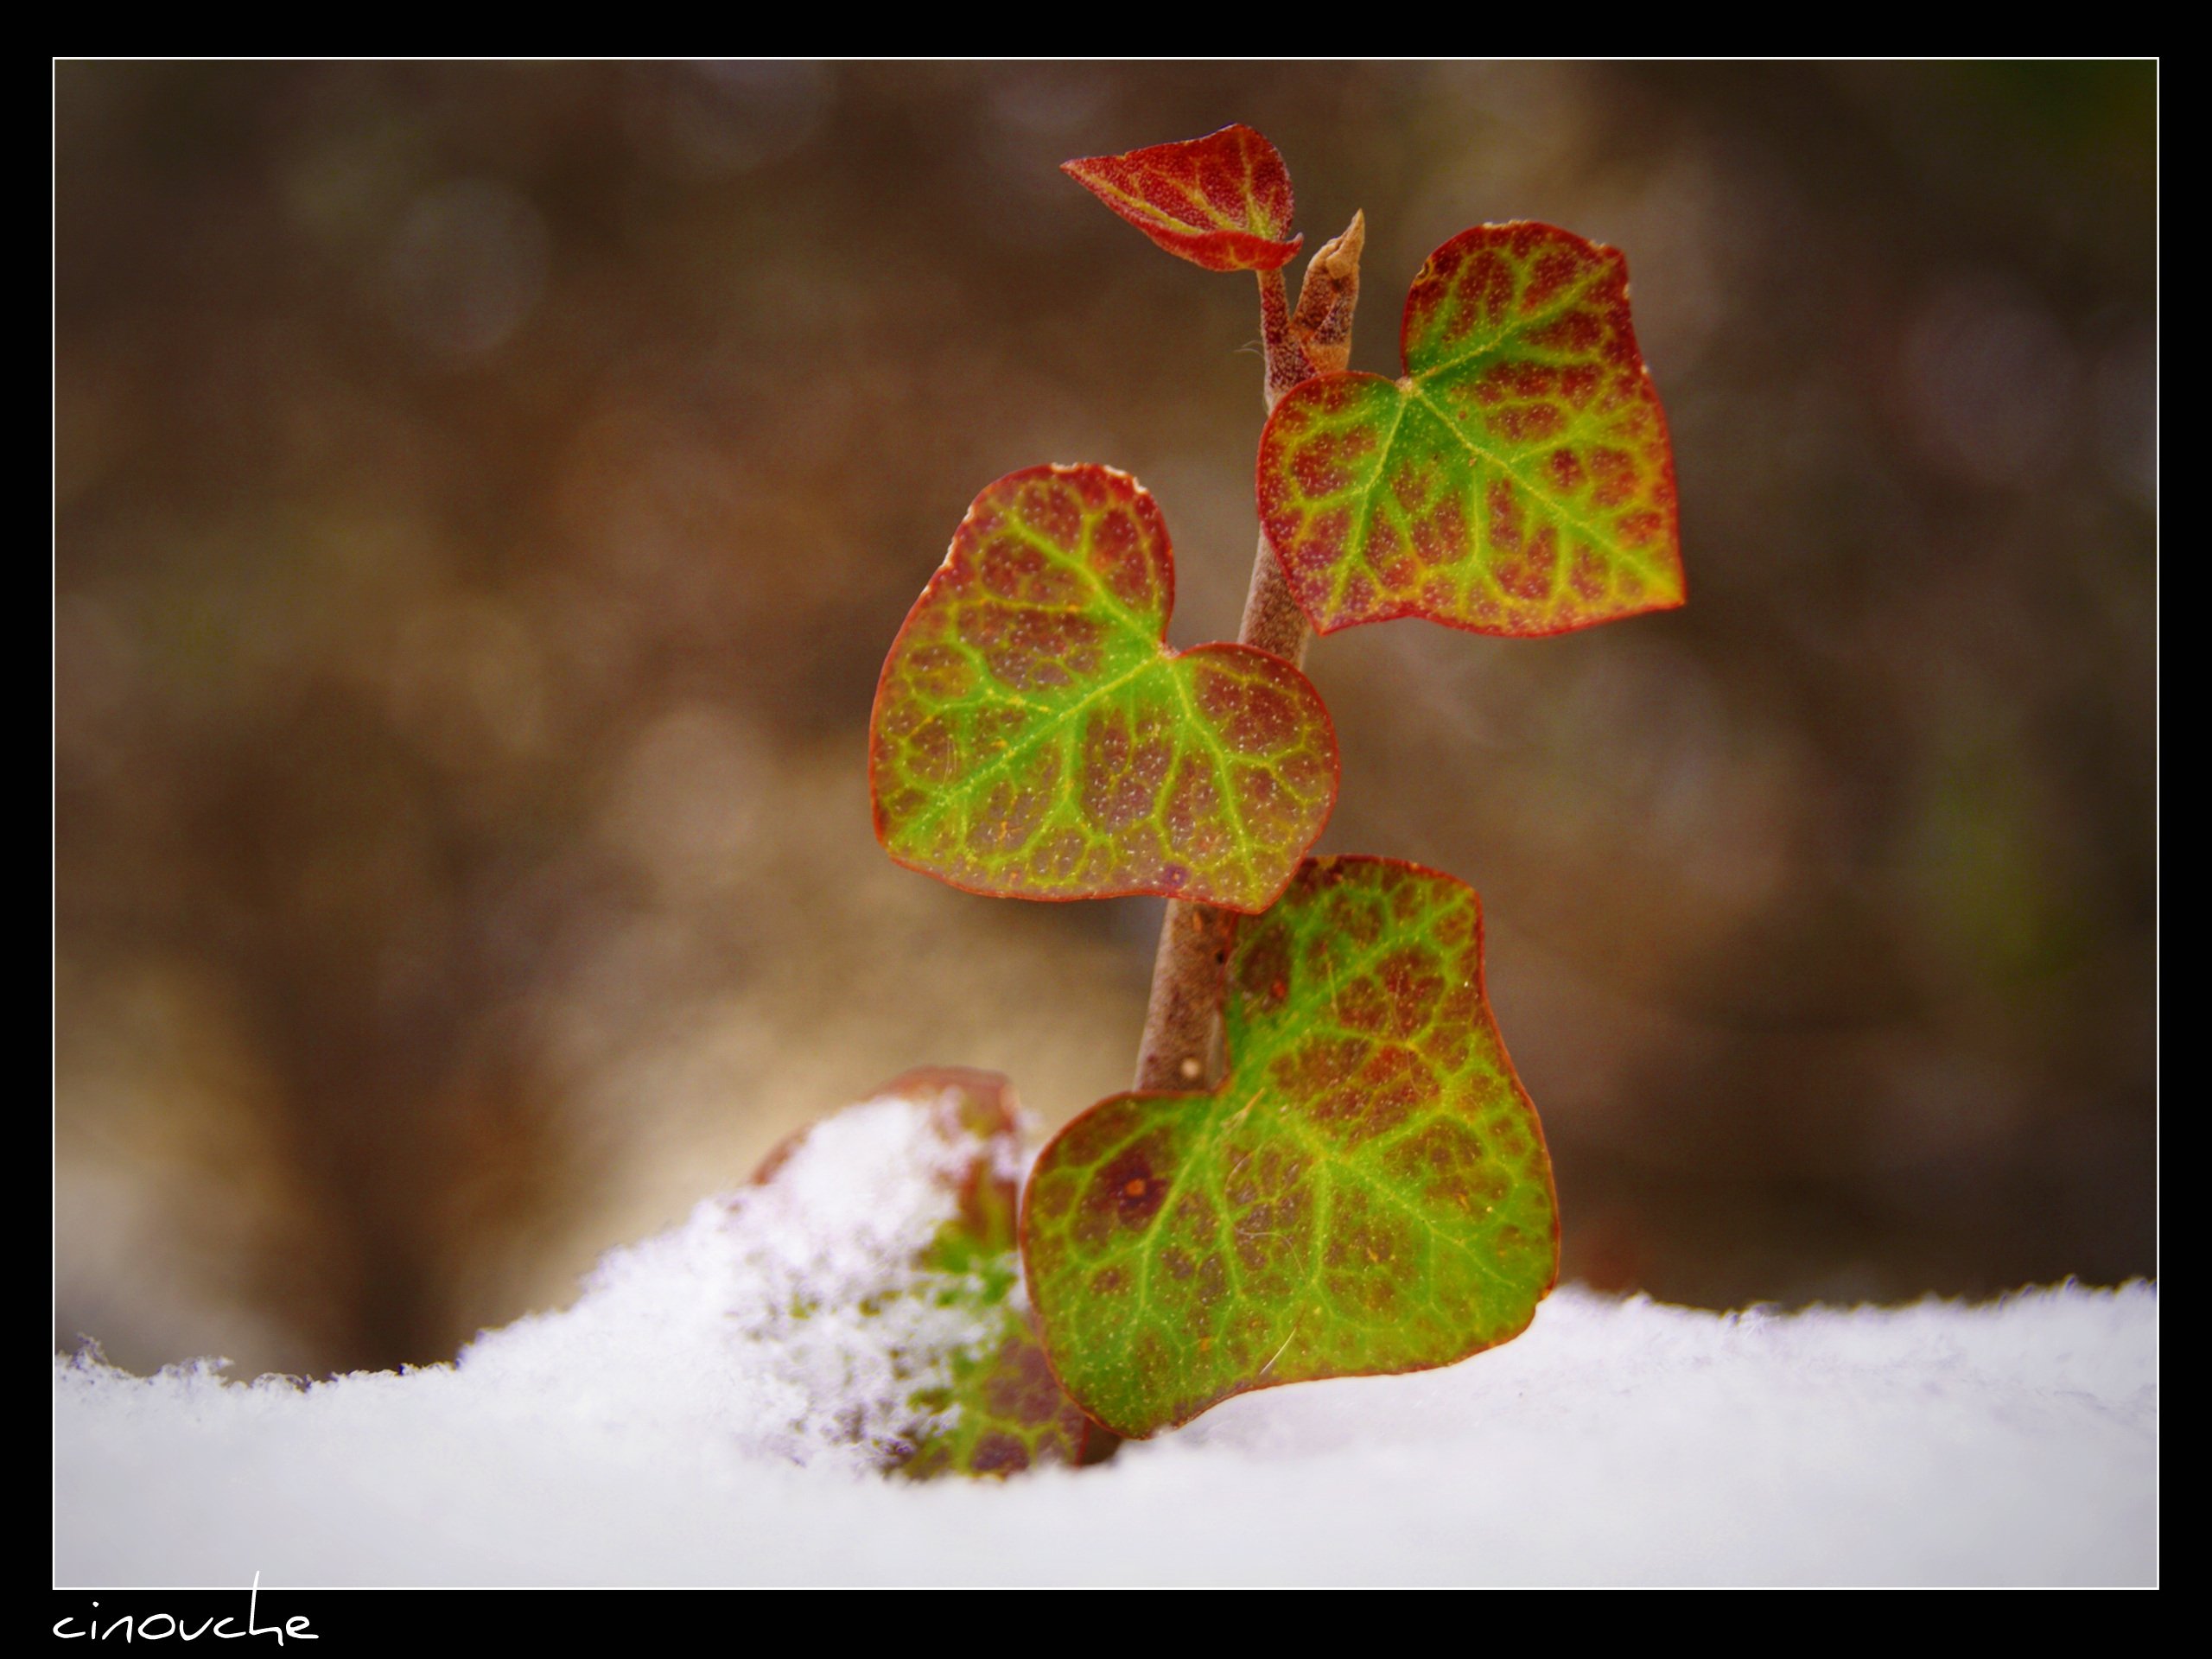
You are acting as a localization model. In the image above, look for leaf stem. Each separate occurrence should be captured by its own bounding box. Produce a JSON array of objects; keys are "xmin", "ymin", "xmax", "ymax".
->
[{"xmin": 1133, "ymin": 213, "xmax": 1365, "ymax": 1093}]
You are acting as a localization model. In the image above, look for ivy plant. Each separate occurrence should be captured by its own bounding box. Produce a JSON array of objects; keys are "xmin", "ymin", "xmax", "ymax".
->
[{"xmin": 846, "ymin": 123, "xmax": 1682, "ymax": 1466}]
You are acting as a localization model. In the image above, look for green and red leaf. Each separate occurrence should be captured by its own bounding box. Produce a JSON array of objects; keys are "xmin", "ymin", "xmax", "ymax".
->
[
  {"xmin": 753, "ymin": 1066, "xmax": 1109, "ymax": 1479},
  {"xmin": 871, "ymin": 464, "xmax": 1338, "ymax": 913},
  {"xmin": 1062, "ymin": 124, "xmax": 1302, "ymax": 273},
  {"xmin": 1257, "ymin": 222, "xmax": 1684, "ymax": 636},
  {"xmin": 897, "ymin": 1318, "xmax": 1115, "ymax": 1480},
  {"xmin": 1023, "ymin": 857, "xmax": 1559, "ymax": 1440}
]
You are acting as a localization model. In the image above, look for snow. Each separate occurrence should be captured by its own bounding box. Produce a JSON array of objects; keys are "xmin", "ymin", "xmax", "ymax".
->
[
  {"xmin": 54, "ymin": 1084, "xmax": 2157, "ymax": 1587},
  {"xmin": 590, "ymin": 1084, "xmax": 1032, "ymax": 1474}
]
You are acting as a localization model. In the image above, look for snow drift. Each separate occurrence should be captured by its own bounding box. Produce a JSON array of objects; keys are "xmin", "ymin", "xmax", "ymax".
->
[{"xmin": 54, "ymin": 1084, "xmax": 2156, "ymax": 1586}]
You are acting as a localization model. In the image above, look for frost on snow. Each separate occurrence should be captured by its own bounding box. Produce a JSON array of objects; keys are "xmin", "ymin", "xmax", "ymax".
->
[
  {"xmin": 54, "ymin": 1076, "xmax": 2157, "ymax": 1586},
  {"xmin": 434, "ymin": 1074, "xmax": 1041, "ymax": 1478},
  {"xmin": 692, "ymin": 1077, "xmax": 1031, "ymax": 1472}
]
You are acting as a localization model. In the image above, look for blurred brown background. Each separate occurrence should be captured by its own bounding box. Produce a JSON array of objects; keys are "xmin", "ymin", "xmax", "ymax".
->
[{"xmin": 54, "ymin": 61, "xmax": 2156, "ymax": 1378}]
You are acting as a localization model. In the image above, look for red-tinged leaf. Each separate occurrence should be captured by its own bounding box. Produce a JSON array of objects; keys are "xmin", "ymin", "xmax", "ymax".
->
[
  {"xmin": 1257, "ymin": 222, "xmax": 1685, "ymax": 636},
  {"xmin": 751, "ymin": 1067, "xmax": 1110, "ymax": 1479},
  {"xmin": 898, "ymin": 1319, "xmax": 1117, "ymax": 1481},
  {"xmin": 1023, "ymin": 858, "xmax": 1560, "ymax": 1440},
  {"xmin": 870, "ymin": 464, "xmax": 1338, "ymax": 913},
  {"xmin": 1062, "ymin": 124, "xmax": 1303, "ymax": 273}
]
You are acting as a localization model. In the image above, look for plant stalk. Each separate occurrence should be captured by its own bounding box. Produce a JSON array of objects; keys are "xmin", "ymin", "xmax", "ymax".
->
[{"xmin": 1133, "ymin": 213, "xmax": 1364, "ymax": 1093}]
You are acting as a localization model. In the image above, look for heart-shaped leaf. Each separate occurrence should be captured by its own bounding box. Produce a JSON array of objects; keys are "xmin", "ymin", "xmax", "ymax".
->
[
  {"xmin": 751, "ymin": 1066, "xmax": 1111, "ymax": 1478},
  {"xmin": 1062, "ymin": 124, "xmax": 1303, "ymax": 273},
  {"xmin": 1257, "ymin": 222, "xmax": 1684, "ymax": 636},
  {"xmin": 1023, "ymin": 857, "xmax": 1559, "ymax": 1440},
  {"xmin": 871, "ymin": 464, "xmax": 1338, "ymax": 913}
]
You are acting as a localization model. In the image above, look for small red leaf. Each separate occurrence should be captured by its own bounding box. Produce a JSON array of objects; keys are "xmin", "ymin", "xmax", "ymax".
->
[{"xmin": 1063, "ymin": 124, "xmax": 1304, "ymax": 274}]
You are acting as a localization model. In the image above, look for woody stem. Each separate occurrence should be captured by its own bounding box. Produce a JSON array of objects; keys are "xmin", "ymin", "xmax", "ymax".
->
[{"xmin": 1131, "ymin": 216, "xmax": 1364, "ymax": 1092}]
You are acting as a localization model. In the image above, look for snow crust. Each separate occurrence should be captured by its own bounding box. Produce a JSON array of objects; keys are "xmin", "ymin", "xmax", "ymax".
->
[
  {"xmin": 54, "ymin": 1085, "xmax": 2156, "ymax": 1587},
  {"xmin": 646, "ymin": 1084, "xmax": 1022, "ymax": 1472}
]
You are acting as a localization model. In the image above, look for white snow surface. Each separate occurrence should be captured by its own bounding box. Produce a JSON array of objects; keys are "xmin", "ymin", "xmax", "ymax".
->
[{"xmin": 54, "ymin": 1089, "xmax": 2157, "ymax": 1587}]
